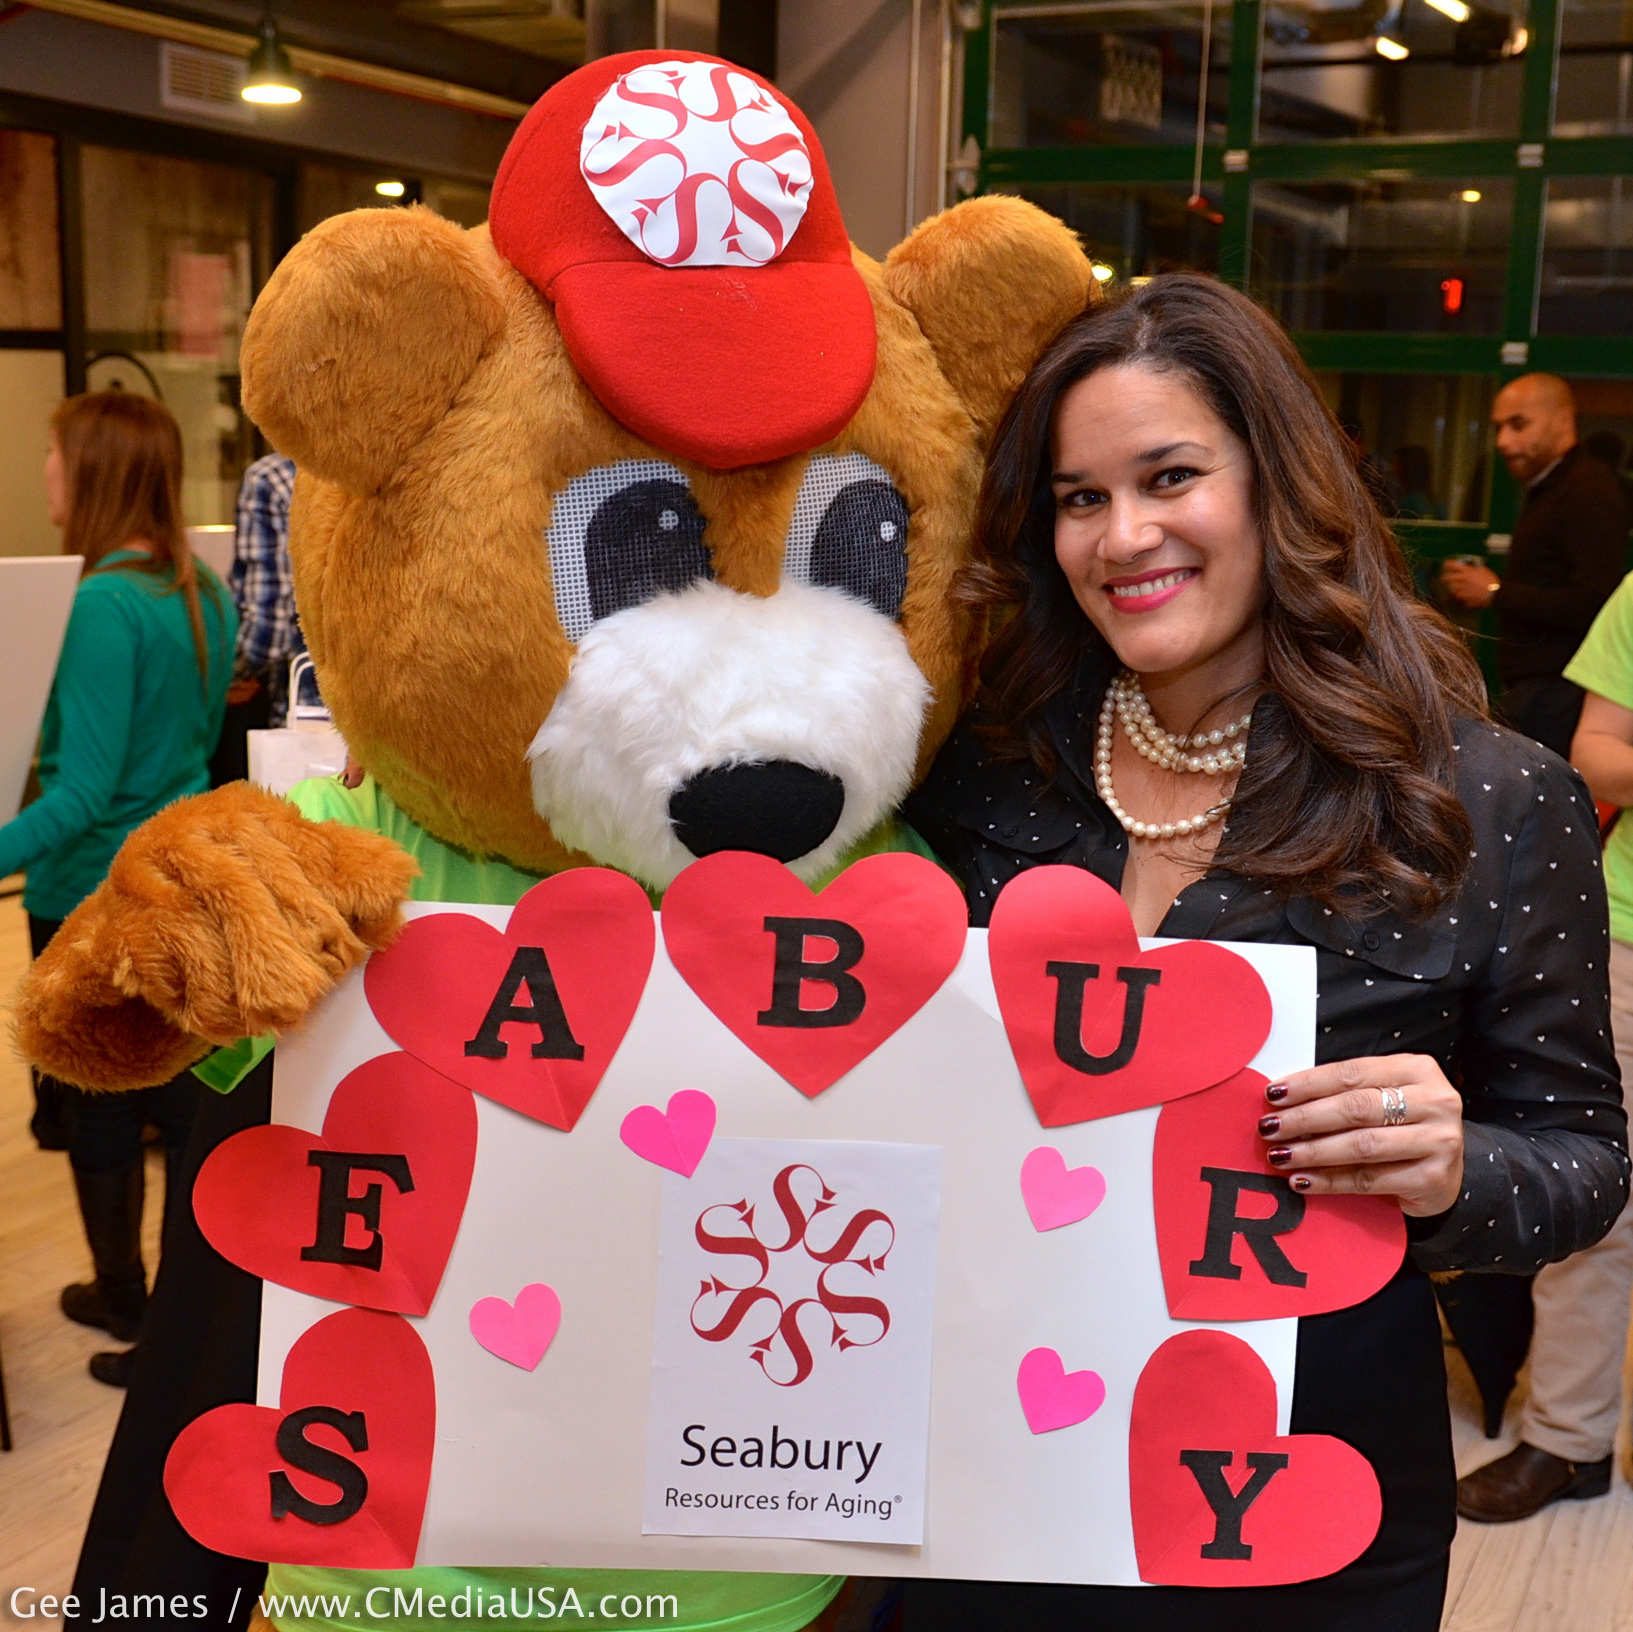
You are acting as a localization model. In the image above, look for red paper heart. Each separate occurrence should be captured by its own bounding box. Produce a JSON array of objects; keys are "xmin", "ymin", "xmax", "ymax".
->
[
  {"xmin": 192, "ymin": 1051, "xmax": 477, "ymax": 1317},
  {"xmin": 660, "ymin": 851, "xmax": 967, "ymax": 1097},
  {"xmin": 365, "ymin": 869, "xmax": 654, "ymax": 1130},
  {"xmin": 1129, "ymin": 1329, "xmax": 1381, "ymax": 1586},
  {"xmin": 163, "ymin": 1308, "xmax": 435, "ymax": 1568},
  {"xmin": 988, "ymin": 866, "xmax": 1273, "ymax": 1125},
  {"xmin": 1154, "ymin": 1069, "xmax": 1405, "ymax": 1321}
]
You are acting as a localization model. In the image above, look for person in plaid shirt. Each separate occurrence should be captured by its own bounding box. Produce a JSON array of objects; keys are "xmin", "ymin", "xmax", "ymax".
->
[{"xmin": 228, "ymin": 452, "xmax": 304, "ymax": 724}]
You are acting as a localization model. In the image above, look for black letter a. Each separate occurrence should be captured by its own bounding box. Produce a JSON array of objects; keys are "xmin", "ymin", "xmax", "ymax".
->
[{"xmin": 464, "ymin": 945, "xmax": 585, "ymax": 1061}]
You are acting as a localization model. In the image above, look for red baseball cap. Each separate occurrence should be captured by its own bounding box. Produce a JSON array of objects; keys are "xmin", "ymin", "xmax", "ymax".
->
[{"xmin": 490, "ymin": 51, "xmax": 877, "ymax": 472}]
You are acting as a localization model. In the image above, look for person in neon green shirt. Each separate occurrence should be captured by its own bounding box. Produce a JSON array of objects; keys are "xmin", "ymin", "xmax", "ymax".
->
[
  {"xmin": 1456, "ymin": 575, "xmax": 1633, "ymax": 1520},
  {"xmin": 199, "ymin": 771, "xmax": 935, "ymax": 1632}
]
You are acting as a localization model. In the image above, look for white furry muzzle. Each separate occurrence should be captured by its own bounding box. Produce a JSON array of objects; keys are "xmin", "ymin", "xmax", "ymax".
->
[{"xmin": 527, "ymin": 579, "xmax": 930, "ymax": 889}]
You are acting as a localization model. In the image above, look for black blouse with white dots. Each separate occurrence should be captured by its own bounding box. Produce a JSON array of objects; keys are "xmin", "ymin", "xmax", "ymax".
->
[{"xmin": 901, "ymin": 678, "xmax": 1630, "ymax": 1631}]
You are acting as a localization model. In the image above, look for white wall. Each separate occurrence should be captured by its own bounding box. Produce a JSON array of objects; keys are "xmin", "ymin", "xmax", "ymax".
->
[{"xmin": 778, "ymin": 0, "xmax": 951, "ymax": 261}]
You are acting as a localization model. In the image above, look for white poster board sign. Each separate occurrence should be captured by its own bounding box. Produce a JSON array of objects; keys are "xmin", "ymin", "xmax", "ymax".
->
[
  {"xmin": 0, "ymin": 555, "xmax": 80, "ymax": 823},
  {"xmin": 232, "ymin": 883, "xmax": 1335, "ymax": 1585}
]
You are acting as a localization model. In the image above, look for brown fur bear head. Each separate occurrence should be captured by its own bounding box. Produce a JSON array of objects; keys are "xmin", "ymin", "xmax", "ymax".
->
[{"xmin": 240, "ymin": 52, "xmax": 1091, "ymax": 887}]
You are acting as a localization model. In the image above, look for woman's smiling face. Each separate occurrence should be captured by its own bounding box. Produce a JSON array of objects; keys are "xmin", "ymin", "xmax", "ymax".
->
[{"xmin": 1051, "ymin": 361, "xmax": 1266, "ymax": 687}]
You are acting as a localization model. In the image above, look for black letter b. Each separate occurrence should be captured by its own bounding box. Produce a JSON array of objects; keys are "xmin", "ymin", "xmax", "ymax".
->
[{"xmin": 757, "ymin": 917, "xmax": 866, "ymax": 1029}]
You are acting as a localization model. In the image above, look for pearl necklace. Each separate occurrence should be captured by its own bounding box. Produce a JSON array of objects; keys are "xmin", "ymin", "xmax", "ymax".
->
[
  {"xmin": 1110, "ymin": 671, "xmax": 1251, "ymax": 774},
  {"xmin": 1095, "ymin": 674, "xmax": 1246, "ymax": 841}
]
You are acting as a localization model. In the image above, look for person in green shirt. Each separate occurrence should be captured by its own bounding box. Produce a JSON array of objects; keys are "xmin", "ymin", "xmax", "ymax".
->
[
  {"xmin": 0, "ymin": 391, "xmax": 235, "ymax": 1388},
  {"xmin": 1456, "ymin": 573, "xmax": 1633, "ymax": 1521}
]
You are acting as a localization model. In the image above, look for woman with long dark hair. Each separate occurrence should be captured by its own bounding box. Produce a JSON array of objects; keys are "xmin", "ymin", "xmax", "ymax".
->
[
  {"xmin": 1, "ymin": 391, "xmax": 236, "ymax": 1385},
  {"xmin": 904, "ymin": 275, "xmax": 1627, "ymax": 1629}
]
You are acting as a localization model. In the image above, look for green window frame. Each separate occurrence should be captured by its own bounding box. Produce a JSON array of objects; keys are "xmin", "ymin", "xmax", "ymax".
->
[{"xmin": 959, "ymin": 0, "xmax": 1633, "ymax": 547}]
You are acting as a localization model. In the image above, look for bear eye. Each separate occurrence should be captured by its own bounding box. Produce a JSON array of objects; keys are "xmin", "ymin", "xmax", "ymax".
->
[
  {"xmin": 547, "ymin": 460, "xmax": 712, "ymax": 641},
  {"xmin": 782, "ymin": 453, "xmax": 910, "ymax": 620}
]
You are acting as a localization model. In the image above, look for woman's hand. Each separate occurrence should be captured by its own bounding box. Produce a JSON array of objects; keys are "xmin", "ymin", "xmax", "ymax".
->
[{"xmin": 1256, "ymin": 1055, "xmax": 1465, "ymax": 1217}]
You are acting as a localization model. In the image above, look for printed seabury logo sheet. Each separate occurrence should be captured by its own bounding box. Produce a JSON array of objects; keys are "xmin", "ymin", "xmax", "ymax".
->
[{"xmin": 643, "ymin": 1137, "xmax": 942, "ymax": 1542}]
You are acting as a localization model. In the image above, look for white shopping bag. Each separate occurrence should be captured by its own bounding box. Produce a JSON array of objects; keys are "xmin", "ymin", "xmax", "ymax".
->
[{"xmin": 246, "ymin": 654, "xmax": 346, "ymax": 795}]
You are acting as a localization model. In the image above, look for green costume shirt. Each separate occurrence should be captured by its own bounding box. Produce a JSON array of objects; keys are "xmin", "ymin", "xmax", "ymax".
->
[
  {"xmin": 214, "ymin": 773, "xmax": 937, "ymax": 1632},
  {"xmin": 0, "ymin": 550, "xmax": 235, "ymax": 920},
  {"xmin": 1565, "ymin": 570, "xmax": 1633, "ymax": 945}
]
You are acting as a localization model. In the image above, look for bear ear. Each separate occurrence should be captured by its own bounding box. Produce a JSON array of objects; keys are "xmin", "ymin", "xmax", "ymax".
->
[
  {"xmin": 882, "ymin": 196, "xmax": 1095, "ymax": 448},
  {"xmin": 242, "ymin": 205, "xmax": 505, "ymax": 494}
]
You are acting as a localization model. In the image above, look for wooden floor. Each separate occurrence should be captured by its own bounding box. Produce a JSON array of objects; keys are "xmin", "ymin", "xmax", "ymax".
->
[
  {"xmin": 0, "ymin": 888, "xmax": 162, "ymax": 1629},
  {"xmin": 1443, "ymin": 1334, "xmax": 1633, "ymax": 1627},
  {"xmin": 1, "ymin": 891, "xmax": 1633, "ymax": 1628}
]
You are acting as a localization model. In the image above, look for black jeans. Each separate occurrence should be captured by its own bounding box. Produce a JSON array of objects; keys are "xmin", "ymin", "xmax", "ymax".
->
[{"xmin": 27, "ymin": 915, "xmax": 198, "ymax": 1193}]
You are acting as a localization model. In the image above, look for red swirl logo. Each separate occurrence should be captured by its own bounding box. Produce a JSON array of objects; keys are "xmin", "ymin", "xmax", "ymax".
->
[
  {"xmin": 579, "ymin": 60, "xmax": 812, "ymax": 268},
  {"xmin": 690, "ymin": 1162, "xmax": 893, "ymax": 1388}
]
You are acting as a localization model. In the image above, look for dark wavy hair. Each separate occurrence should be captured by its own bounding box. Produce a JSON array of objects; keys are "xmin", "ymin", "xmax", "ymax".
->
[{"xmin": 969, "ymin": 273, "xmax": 1487, "ymax": 919}]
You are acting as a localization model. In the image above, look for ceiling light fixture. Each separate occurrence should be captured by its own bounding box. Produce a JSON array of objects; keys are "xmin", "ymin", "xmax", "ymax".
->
[
  {"xmin": 242, "ymin": 4, "xmax": 301, "ymax": 104},
  {"xmin": 1375, "ymin": 34, "xmax": 1411, "ymax": 58}
]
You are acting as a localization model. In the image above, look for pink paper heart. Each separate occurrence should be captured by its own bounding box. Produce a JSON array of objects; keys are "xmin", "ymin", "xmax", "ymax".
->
[
  {"xmin": 1020, "ymin": 1146, "xmax": 1107, "ymax": 1232},
  {"xmin": 469, "ymin": 1283, "xmax": 562, "ymax": 1371},
  {"xmin": 1017, "ymin": 1346, "xmax": 1106, "ymax": 1434},
  {"xmin": 620, "ymin": 1089, "xmax": 717, "ymax": 1178}
]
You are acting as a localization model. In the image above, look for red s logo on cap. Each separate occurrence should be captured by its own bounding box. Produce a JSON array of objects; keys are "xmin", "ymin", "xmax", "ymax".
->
[{"xmin": 491, "ymin": 51, "xmax": 877, "ymax": 471}]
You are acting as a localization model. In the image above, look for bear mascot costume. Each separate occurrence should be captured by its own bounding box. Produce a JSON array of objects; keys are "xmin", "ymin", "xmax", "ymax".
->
[{"xmin": 17, "ymin": 50, "xmax": 1092, "ymax": 1632}]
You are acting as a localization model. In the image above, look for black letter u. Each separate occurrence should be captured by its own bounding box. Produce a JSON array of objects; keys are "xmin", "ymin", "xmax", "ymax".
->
[{"xmin": 1046, "ymin": 962, "xmax": 1162, "ymax": 1075}]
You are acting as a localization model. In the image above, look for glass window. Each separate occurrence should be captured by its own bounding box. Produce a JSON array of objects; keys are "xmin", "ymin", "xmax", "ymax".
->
[
  {"xmin": 990, "ymin": 3, "xmax": 1230, "ymax": 148},
  {"xmin": 423, "ymin": 180, "xmax": 491, "ymax": 229},
  {"xmin": 1313, "ymin": 371, "xmax": 1496, "ymax": 522},
  {"xmin": 298, "ymin": 165, "xmax": 489, "ymax": 235},
  {"xmin": 80, "ymin": 145, "xmax": 274, "ymax": 527},
  {"xmin": 298, "ymin": 162, "xmax": 402, "ymax": 233},
  {"xmin": 997, "ymin": 182, "xmax": 1223, "ymax": 281},
  {"xmin": 1251, "ymin": 179, "xmax": 1511, "ymax": 331},
  {"xmin": 1569, "ymin": 380, "xmax": 1633, "ymax": 490},
  {"xmin": 1556, "ymin": 0, "xmax": 1633, "ymax": 133},
  {"xmin": 0, "ymin": 130, "xmax": 62, "ymax": 330},
  {"xmin": 1539, "ymin": 178, "xmax": 1633, "ymax": 334},
  {"xmin": 1259, "ymin": 0, "xmax": 1527, "ymax": 140}
]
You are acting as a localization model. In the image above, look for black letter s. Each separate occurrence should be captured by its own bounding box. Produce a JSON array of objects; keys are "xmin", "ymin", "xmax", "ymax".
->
[{"xmin": 269, "ymin": 1406, "xmax": 369, "ymax": 1526}]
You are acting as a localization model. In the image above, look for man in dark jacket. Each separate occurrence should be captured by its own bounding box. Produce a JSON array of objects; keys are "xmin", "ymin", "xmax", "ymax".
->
[{"xmin": 1442, "ymin": 373, "xmax": 1629, "ymax": 757}]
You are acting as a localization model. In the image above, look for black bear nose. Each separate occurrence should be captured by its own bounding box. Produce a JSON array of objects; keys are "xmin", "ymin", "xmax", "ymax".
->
[{"xmin": 669, "ymin": 761, "xmax": 845, "ymax": 863}]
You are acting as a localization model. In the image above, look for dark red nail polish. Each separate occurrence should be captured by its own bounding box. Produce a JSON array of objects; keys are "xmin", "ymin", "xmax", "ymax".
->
[
  {"xmin": 1265, "ymin": 1083, "xmax": 1288, "ymax": 1103},
  {"xmin": 1266, "ymin": 1147, "xmax": 1292, "ymax": 1167},
  {"xmin": 1258, "ymin": 1115, "xmax": 1281, "ymax": 1137},
  {"xmin": 1290, "ymin": 1174, "xmax": 1312, "ymax": 1191}
]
